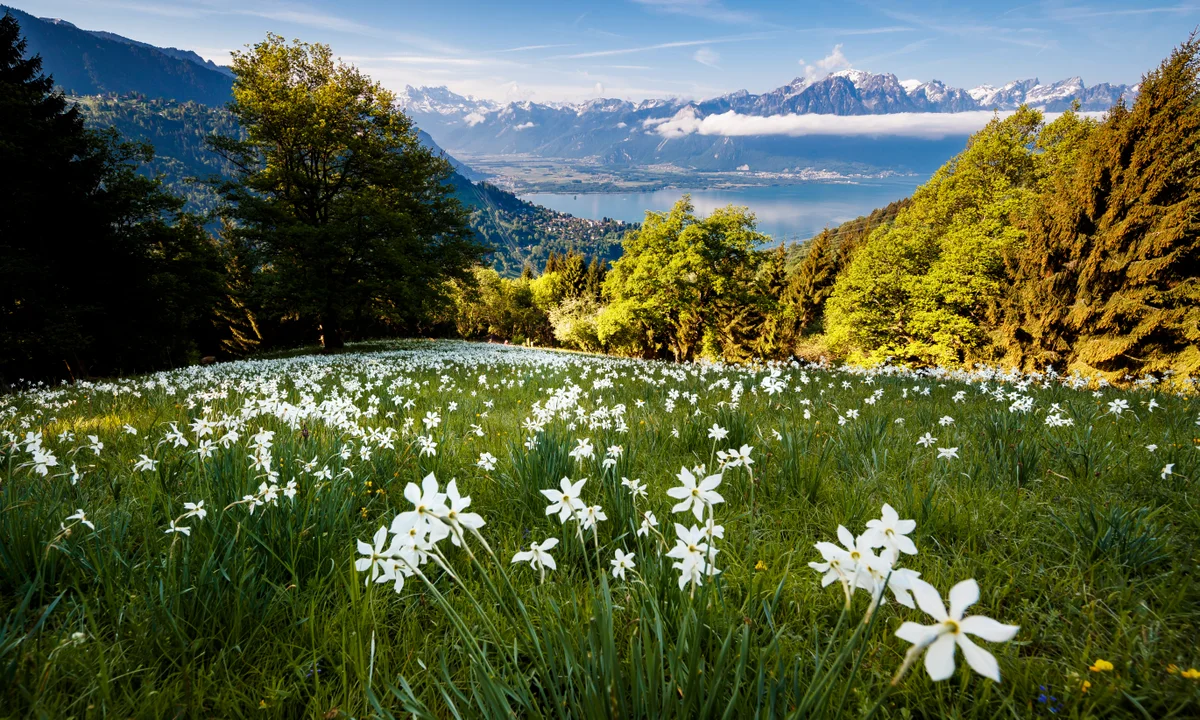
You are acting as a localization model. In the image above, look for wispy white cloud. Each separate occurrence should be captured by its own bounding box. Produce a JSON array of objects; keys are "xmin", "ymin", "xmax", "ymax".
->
[
  {"xmin": 362, "ymin": 55, "xmax": 490, "ymax": 66},
  {"xmin": 495, "ymin": 43, "xmax": 575, "ymax": 53},
  {"xmin": 631, "ymin": 0, "xmax": 757, "ymax": 25},
  {"xmin": 693, "ymin": 47, "xmax": 721, "ymax": 68},
  {"xmin": 557, "ymin": 33, "xmax": 769, "ymax": 59},
  {"xmin": 800, "ymin": 25, "xmax": 917, "ymax": 36},
  {"xmin": 652, "ymin": 107, "xmax": 1107, "ymax": 139}
]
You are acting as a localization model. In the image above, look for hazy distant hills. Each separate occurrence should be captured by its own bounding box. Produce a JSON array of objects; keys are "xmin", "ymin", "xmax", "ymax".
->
[{"xmin": 2, "ymin": 5, "xmax": 233, "ymax": 105}]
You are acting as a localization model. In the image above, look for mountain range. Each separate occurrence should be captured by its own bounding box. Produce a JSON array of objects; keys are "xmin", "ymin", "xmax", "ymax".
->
[
  {"xmin": 5, "ymin": 2, "xmax": 1138, "ymax": 176},
  {"xmin": 398, "ymin": 70, "xmax": 1137, "ymax": 173}
]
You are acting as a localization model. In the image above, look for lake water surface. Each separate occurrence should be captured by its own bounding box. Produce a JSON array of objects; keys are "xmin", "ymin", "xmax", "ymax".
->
[{"xmin": 522, "ymin": 176, "xmax": 925, "ymax": 243}]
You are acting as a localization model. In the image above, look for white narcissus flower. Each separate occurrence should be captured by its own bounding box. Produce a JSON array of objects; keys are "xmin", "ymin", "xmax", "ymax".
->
[
  {"xmin": 1161, "ymin": 463, "xmax": 1174, "ymax": 480},
  {"xmin": 477, "ymin": 452, "xmax": 497, "ymax": 472},
  {"xmin": 580, "ymin": 504, "xmax": 607, "ymax": 530},
  {"xmin": 707, "ymin": 424, "xmax": 728, "ymax": 441},
  {"xmin": 916, "ymin": 433, "xmax": 937, "ymax": 448},
  {"xmin": 442, "ymin": 479, "xmax": 485, "ymax": 547},
  {"xmin": 182, "ymin": 500, "xmax": 207, "ymax": 520},
  {"xmin": 638, "ymin": 511, "xmax": 658, "ymax": 537},
  {"xmin": 541, "ymin": 477, "xmax": 586, "ymax": 524},
  {"xmin": 355, "ymin": 526, "xmax": 391, "ymax": 586},
  {"xmin": 610, "ymin": 548, "xmax": 636, "ymax": 580},
  {"xmin": 936, "ymin": 447, "xmax": 959, "ymax": 459},
  {"xmin": 164, "ymin": 520, "xmax": 192, "ymax": 536},
  {"xmin": 133, "ymin": 454, "xmax": 158, "ymax": 472},
  {"xmin": 666, "ymin": 523, "xmax": 712, "ymax": 590},
  {"xmin": 512, "ymin": 537, "xmax": 559, "ymax": 582},
  {"xmin": 863, "ymin": 503, "xmax": 918, "ymax": 560},
  {"xmin": 66, "ymin": 509, "xmax": 94, "ymax": 530},
  {"xmin": 393, "ymin": 474, "xmax": 449, "ymax": 543},
  {"xmin": 667, "ymin": 466, "xmax": 724, "ymax": 522},
  {"xmin": 894, "ymin": 579, "xmax": 1020, "ymax": 683}
]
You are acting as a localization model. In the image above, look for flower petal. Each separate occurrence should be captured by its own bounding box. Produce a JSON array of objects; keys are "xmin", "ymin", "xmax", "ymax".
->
[
  {"xmin": 948, "ymin": 578, "xmax": 980, "ymax": 620},
  {"xmin": 960, "ymin": 616, "xmax": 1020, "ymax": 643},
  {"xmin": 911, "ymin": 579, "xmax": 948, "ymax": 622},
  {"xmin": 924, "ymin": 633, "xmax": 958, "ymax": 681},
  {"xmin": 957, "ymin": 633, "xmax": 1001, "ymax": 682},
  {"xmin": 895, "ymin": 621, "xmax": 936, "ymax": 645}
]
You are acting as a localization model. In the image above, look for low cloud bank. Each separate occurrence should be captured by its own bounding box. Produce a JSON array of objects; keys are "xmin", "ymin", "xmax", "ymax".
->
[{"xmin": 652, "ymin": 107, "xmax": 1107, "ymax": 140}]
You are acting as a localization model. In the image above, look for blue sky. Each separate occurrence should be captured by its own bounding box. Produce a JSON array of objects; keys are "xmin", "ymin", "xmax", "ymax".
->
[{"xmin": 12, "ymin": 0, "xmax": 1196, "ymax": 101}]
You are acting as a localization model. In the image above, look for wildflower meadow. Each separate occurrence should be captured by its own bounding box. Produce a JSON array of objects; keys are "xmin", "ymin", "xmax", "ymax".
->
[{"xmin": 1, "ymin": 340, "xmax": 1198, "ymax": 718}]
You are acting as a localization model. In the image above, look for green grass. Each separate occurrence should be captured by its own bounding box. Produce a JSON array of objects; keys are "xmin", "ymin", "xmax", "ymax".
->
[{"xmin": 1, "ymin": 340, "xmax": 1198, "ymax": 718}]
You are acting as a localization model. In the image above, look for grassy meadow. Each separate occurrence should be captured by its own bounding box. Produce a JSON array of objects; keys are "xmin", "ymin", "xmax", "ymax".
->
[{"xmin": 1, "ymin": 340, "xmax": 1198, "ymax": 718}]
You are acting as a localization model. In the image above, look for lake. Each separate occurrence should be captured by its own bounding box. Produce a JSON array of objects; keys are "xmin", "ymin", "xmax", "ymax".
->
[{"xmin": 522, "ymin": 176, "xmax": 925, "ymax": 243}]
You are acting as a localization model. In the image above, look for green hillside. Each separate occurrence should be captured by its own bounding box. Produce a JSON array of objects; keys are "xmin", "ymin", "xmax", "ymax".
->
[{"xmin": 69, "ymin": 95, "xmax": 632, "ymax": 275}]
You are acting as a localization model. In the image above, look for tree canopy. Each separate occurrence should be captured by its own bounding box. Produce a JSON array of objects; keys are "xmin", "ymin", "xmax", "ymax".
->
[{"xmin": 210, "ymin": 34, "xmax": 486, "ymax": 349}]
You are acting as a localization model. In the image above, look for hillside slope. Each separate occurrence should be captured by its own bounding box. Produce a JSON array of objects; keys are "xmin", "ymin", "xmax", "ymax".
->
[
  {"xmin": 71, "ymin": 95, "xmax": 630, "ymax": 275},
  {"xmin": 2, "ymin": 5, "xmax": 233, "ymax": 105}
]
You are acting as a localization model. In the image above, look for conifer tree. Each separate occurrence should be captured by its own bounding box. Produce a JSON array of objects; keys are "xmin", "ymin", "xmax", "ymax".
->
[
  {"xmin": 1, "ymin": 12, "xmax": 224, "ymax": 381},
  {"xmin": 1003, "ymin": 36, "xmax": 1200, "ymax": 381}
]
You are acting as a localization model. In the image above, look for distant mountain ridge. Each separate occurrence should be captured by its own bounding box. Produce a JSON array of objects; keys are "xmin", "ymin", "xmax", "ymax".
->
[
  {"xmin": 1, "ymin": 5, "xmax": 233, "ymax": 105},
  {"xmin": 398, "ymin": 71, "xmax": 1138, "ymax": 173}
]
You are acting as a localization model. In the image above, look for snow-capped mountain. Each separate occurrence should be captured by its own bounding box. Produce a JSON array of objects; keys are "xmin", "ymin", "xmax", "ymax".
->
[{"xmin": 398, "ymin": 69, "xmax": 1137, "ymax": 175}]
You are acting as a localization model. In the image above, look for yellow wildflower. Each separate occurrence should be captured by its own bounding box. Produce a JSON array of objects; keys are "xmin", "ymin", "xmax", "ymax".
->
[
  {"xmin": 754, "ymin": 560, "xmax": 767, "ymax": 572},
  {"xmin": 1080, "ymin": 680, "xmax": 1091, "ymax": 693},
  {"xmin": 1089, "ymin": 659, "xmax": 1114, "ymax": 673},
  {"xmin": 1167, "ymin": 664, "xmax": 1179, "ymax": 674},
  {"xmin": 1182, "ymin": 668, "xmax": 1200, "ymax": 680}
]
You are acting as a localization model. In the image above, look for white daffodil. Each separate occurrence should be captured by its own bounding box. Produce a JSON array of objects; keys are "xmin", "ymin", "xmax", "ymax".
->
[
  {"xmin": 1161, "ymin": 463, "xmax": 1174, "ymax": 479},
  {"xmin": 621, "ymin": 477, "xmax": 647, "ymax": 499},
  {"xmin": 182, "ymin": 500, "xmax": 207, "ymax": 520},
  {"xmin": 916, "ymin": 433, "xmax": 937, "ymax": 448},
  {"xmin": 894, "ymin": 578, "xmax": 1020, "ymax": 683},
  {"xmin": 863, "ymin": 503, "xmax": 918, "ymax": 560},
  {"xmin": 569, "ymin": 437, "xmax": 595, "ymax": 462},
  {"xmin": 512, "ymin": 537, "xmax": 559, "ymax": 582},
  {"xmin": 66, "ymin": 509, "xmax": 94, "ymax": 530},
  {"xmin": 580, "ymin": 504, "xmax": 607, "ymax": 531},
  {"xmin": 707, "ymin": 424, "xmax": 729, "ymax": 441},
  {"xmin": 355, "ymin": 526, "xmax": 391, "ymax": 586},
  {"xmin": 610, "ymin": 548, "xmax": 636, "ymax": 580},
  {"xmin": 477, "ymin": 452, "xmax": 497, "ymax": 472},
  {"xmin": 734, "ymin": 444, "xmax": 754, "ymax": 468},
  {"xmin": 667, "ymin": 466, "xmax": 725, "ymax": 522},
  {"xmin": 666, "ymin": 523, "xmax": 713, "ymax": 590},
  {"xmin": 132, "ymin": 454, "xmax": 158, "ymax": 472},
  {"xmin": 638, "ymin": 511, "xmax": 659, "ymax": 537},
  {"xmin": 541, "ymin": 477, "xmax": 586, "ymax": 524},
  {"xmin": 164, "ymin": 520, "xmax": 192, "ymax": 536},
  {"xmin": 394, "ymin": 473, "xmax": 450, "ymax": 542},
  {"xmin": 442, "ymin": 479, "xmax": 485, "ymax": 546},
  {"xmin": 936, "ymin": 447, "xmax": 959, "ymax": 460}
]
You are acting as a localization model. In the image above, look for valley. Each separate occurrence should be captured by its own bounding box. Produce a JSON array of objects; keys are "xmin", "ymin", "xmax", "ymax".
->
[{"xmin": 457, "ymin": 152, "xmax": 915, "ymax": 193}]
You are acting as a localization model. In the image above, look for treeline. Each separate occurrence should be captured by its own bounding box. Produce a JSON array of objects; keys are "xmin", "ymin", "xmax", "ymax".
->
[
  {"xmin": 1, "ymin": 16, "xmax": 484, "ymax": 383},
  {"xmin": 468, "ymin": 37, "xmax": 1199, "ymax": 385}
]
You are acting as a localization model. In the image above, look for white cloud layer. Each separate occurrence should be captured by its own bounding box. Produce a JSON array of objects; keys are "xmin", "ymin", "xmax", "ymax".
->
[{"xmin": 652, "ymin": 107, "xmax": 1107, "ymax": 139}]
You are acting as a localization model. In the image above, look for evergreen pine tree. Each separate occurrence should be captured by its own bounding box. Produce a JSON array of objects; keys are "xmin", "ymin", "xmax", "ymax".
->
[{"xmin": 1004, "ymin": 36, "xmax": 1200, "ymax": 381}]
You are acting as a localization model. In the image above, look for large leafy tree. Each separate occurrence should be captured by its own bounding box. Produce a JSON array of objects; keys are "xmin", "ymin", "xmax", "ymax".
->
[
  {"xmin": 598, "ymin": 197, "xmax": 769, "ymax": 361},
  {"xmin": 211, "ymin": 35, "xmax": 485, "ymax": 348},
  {"xmin": 0, "ymin": 12, "xmax": 224, "ymax": 382},
  {"xmin": 825, "ymin": 108, "xmax": 1046, "ymax": 365}
]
